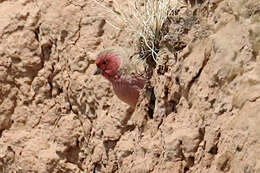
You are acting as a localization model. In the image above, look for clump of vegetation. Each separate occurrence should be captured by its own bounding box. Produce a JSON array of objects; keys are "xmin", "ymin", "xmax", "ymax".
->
[{"xmin": 93, "ymin": 0, "xmax": 177, "ymax": 65}]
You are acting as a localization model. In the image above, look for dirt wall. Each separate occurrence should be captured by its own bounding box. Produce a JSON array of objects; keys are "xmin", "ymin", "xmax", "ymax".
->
[{"xmin": 0, "ymin": 0, "xmax": 259, "ymax": 172}]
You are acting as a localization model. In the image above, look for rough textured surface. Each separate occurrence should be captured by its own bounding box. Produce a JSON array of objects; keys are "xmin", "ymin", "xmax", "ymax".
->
[{"xmin": 0, "ymin": 0, "xmax": 260, "ymax": 172}]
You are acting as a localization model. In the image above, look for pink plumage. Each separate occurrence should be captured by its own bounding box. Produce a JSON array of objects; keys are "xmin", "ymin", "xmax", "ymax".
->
[{"xmin": 94, "ymin": 47, "xmax": 146, "ymax": 108}]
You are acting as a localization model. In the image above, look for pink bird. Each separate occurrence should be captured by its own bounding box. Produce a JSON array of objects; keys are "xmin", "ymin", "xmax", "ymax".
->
[{"xmin": 94, "ymin": 47, "xmax": 146, "ymax": 108}]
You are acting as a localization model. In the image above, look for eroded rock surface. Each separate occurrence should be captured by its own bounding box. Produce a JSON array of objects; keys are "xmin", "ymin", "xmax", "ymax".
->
[{"xmin": 0, "ymin": 0, "xmax": 259, "ymax": 172}]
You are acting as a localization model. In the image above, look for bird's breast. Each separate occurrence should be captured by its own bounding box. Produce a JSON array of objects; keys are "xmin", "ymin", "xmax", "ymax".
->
[{"xmin": 111, "ymin": 77, "xmax": 145, "ymax": 108}]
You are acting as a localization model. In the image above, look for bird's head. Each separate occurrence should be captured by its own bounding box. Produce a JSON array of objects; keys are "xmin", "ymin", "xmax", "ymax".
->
[{"xmin": 94, "ymin": 49, "xmax": 121, "ymax": 78}]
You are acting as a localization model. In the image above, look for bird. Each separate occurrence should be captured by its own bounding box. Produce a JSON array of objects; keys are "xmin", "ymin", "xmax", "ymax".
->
[{"xmin": 94, "ymin": 47, "xmax": 146, "ymax": 108}]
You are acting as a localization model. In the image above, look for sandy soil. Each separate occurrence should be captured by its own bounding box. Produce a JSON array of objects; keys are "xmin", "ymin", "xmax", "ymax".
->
[{"xmin": 0, "ymin": 0, "xmax": 260, "ymax": 172}]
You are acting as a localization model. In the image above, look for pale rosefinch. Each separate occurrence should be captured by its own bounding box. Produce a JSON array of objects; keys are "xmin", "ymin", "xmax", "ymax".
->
[{"xmin": 94, "ymin": 47, "xmax": 146, "ymax": 108}]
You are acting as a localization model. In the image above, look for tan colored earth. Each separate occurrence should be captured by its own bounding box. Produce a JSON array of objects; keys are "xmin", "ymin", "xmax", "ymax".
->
[{"xmin": 0, "ymin": 0, "xmax": 260, "ymax": 172}]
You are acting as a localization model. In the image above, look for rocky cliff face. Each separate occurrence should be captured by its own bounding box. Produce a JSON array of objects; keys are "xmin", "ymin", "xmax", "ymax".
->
[{"xmin": 0, "ymin": 0, "xmax": 259, "ymax": 172}]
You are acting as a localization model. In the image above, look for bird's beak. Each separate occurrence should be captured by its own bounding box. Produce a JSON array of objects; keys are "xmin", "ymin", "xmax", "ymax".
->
[{"xmin": 93, "ymin": 67, "xmax": 102, "ymax": 75}]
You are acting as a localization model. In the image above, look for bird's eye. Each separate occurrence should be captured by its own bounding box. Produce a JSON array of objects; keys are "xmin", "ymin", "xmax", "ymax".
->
[{"xmin": 102, "ymin": 61, "xmax": 107, "ymax": 65}]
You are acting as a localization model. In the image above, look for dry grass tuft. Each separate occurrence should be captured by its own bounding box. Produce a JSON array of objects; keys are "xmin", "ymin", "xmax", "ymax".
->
[{"xmin": 92, "ymin": 0, "xmax": 178, "ymax": 64}]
